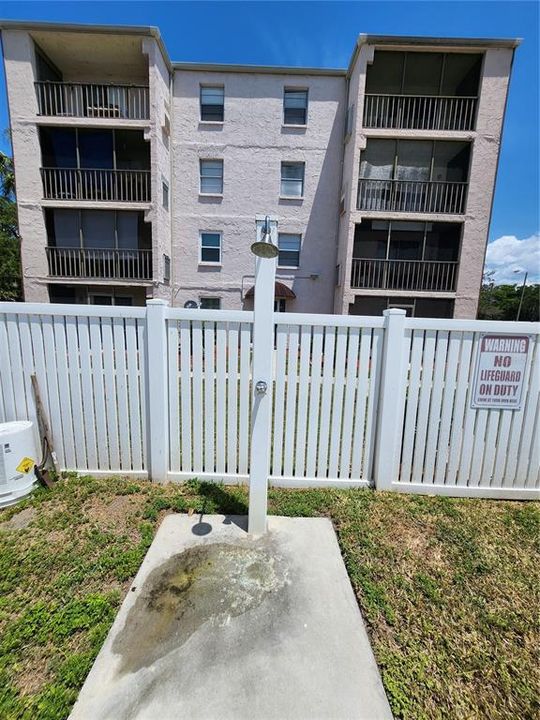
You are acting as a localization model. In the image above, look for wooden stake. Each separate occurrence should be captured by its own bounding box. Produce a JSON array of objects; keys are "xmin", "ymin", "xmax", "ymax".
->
[{"xmin": 31, "ymin": 374, "xmax": 60, "ymax": 474}]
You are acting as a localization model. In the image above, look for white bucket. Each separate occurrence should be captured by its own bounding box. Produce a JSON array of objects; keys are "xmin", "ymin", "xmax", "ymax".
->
[{"xmin": 0, "ymin": 421, "xmax": 39, "ymax": 508}]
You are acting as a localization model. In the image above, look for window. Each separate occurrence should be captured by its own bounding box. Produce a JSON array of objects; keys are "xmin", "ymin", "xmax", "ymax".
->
[
  {"xmin": 278, "ymin": 233, "xmax": 301, "ymax": 267},
  {"xmin": 200, "ymin": 297, "xmax": 221, "ymax": 309},
  {"xmin": 281, "ymin": 162, "xmax": 305, "ymax": 197},
  {"xmin": 162, "ymin": 180, "xmax": 169, "ymax": 210},
  {"xmin": 284, "ymin": 89, "xmax": 308, "ymax": 125},
  {"xmin": 200, "ymin": 159, "xmax": 223, "ymax": 194},
  {"xmin": 200, "ymin": 232, "xmax": 221, "ymax": 264},
  {"xmin": 200, "ymin": 86, "xmax": 224, "ymax": 122},
  {"xmin": 163, "ymin": 254, "xmax": 171, "ymax": 285}
]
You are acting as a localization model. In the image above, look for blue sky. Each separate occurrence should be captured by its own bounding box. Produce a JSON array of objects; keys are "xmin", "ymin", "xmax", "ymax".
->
[{"xmin": 0, "ymin": 1, "xmax": 538, "ymax": 280}]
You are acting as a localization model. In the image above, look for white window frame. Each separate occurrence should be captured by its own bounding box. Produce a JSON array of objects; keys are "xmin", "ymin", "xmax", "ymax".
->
[
  {"xmin": 280, "ymin": 161, "xmax": 305, "ymax": 198},
  {"xmin": 283, "ymin": 87, "xmax": 308, "ymax": 126},
  {"xmin": 199, "ymin": 159, "xmax": 224, "ymax": 195},
  {"xmin": 199, "ymin": 230, "xmax": 222, "ymax": 265},
  {"xmin": 277, "ymin": 232, "xmax": 301, "ymax": 269},
  {"xmin": 200, "ymin": 85, "xmax": 225, "ymax": 123}
]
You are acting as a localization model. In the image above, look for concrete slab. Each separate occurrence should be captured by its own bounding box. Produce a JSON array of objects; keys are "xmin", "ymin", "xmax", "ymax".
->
[{"xmin": 70, "ymin": 514, "xmax": 393, "ymax": 720}]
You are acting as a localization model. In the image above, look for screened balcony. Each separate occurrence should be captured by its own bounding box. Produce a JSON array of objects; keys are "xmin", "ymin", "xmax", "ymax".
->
[
  {"xmin": 33, "ymin": 33, "xmax": 150, "ymax": 121},
  {"xmin": 357, "ymin": 139, "xmax": 470, "ymax": 215},
  {"xmin": 39, "ymin": 127, "xmax": 150, "ymax": 202},
  {"xmin": 35, "ymin": 82, "xmax": 150, "ymax": 120},
  {"xmin": 363, "ymin": 50, "xmax": 481, "ymax": 131},
  {"xmin": 351, "ymin": 220, "xmax": 460, "ymax": 293},
  {"xmin": 45, "ymin": 208, "xmax": 152, "ymax": 281}
]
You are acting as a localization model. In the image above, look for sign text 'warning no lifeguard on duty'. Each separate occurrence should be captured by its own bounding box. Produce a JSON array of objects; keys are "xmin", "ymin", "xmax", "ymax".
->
[{"xmin": 471, "ymin": 334, "xmax": 531, "ymax": 410}]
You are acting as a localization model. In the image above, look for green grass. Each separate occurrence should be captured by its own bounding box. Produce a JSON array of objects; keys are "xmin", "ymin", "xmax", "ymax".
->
[{"xmin": 0, "ymin": 475, "xmax": 538, "ymax": 719}]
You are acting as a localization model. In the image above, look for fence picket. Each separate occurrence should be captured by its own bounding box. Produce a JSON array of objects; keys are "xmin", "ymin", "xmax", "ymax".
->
[
  {"xmin": 215, "ymin": 323, "xmax": 227, "ymax": 474},
  {"xmin": 364, "ymin": 328, "xmax": 383, "ymax": 480},
  {"xmin": 328, "ymin": 327, "xmax": 348, "ymax": 478},
  {"xmin": 192, "ymin": 321, "xmax": 204, "ymax": 473},
  {"xmin": 65, "ymin": 316, "xmax": 87, "ymax": 468},
  {"xmin": 433, "ymin": 332, "xmax": 461, "ymax": 484},
  {"xmin": 226, "ymin": 322, "xmax": 239, "ymax": 474},
  {"xmin": 295, "ymin": 326, "xmax": 312, "ymax": 477},
  {"xmin": 411, "ymin": 330, "xmax": 436, "ymax": 484},
  {"xmin": 179, "ymin": 321, "xmax": 192, "ymax": 472},
  {"xmin": 203, "ymin": 322, "xmax": 216, "ymax": 473},
  {"xmin": 423, "ymin": 331, "xmax": 449, "ymax": 482},
  {"xmin": 283, "ymin": 326, "xmax": 299, "ymax": 477},
  {"xmin": 339, "ymin": 327, "xmax": 360, "ymax": 478},
  {"xmin": 238, "ymin": 323, "xmax": 251, "ymax": 474},
  {"xmin": 112, "ymin": 318, "xmax": 131, "ymax": 470},
  {"xmin": 101, "ymin": 318, "xmax": 120, "ymax": 470},
  {"xmin": 125, "ymin": 318, "xmax": 143, "ymax": 471},
  {"xmin": 305, "ymin": 326, "xmax": 323, "ymax": 478},
  {"xmin": 271, "ymin": 325, "xmax": 288, "ymax": 476},
  {"xmin": 515, "ymin": 341, "xmax": 540, "ymax": 485},
  {"xmin": 318, "ymin": 327, "xmax": 336, "ymax": 477},
  {"xmin": 53, "ymin": 316, "xmax": 77, "ymax": 469}
]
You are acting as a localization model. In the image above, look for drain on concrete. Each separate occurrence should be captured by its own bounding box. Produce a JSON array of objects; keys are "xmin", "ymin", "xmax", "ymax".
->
[{"xmin": 113, "ymin": 541, "xmax": 288, "ymax": 674}]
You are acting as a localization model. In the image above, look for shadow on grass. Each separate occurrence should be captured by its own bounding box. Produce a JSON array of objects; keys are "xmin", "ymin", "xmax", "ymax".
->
[{"xmin": 195, "ymin": 482, "xmax": 249, "ymax": 516}]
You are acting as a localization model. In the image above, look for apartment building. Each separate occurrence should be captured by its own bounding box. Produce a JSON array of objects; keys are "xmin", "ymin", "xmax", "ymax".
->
[{"xmin": 0, "ymin": 21, "xmax": 518, "ymax": 317}]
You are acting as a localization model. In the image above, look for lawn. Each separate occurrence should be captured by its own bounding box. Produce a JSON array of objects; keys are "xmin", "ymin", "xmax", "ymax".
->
[{"xmin": 0, "ymin": 475, "xmax": 538, "ymax": 720}]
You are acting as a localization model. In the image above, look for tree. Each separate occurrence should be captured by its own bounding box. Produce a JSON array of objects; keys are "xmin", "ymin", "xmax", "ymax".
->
[
  {"xmin": 477, "ymin": 272, "xmax": 539, "ymax": 322},
  {"xmin": 0, "ymin": 149, "xmax": 22, "ymax": 301}
]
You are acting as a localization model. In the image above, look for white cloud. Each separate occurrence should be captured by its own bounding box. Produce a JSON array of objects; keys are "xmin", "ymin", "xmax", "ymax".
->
[{"xmin": 484, "ymin": 233, "xmax": 540, "ymax": 284}]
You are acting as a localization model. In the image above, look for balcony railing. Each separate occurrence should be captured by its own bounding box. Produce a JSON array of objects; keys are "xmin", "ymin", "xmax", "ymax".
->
[
  {"xmin": 357, "ymin": 178, "xmax": 467, "ymax": 215},
  {"xmin": 46, "ymin": 247, "xmax": 152, "ymax": 281},
  {"xmin": 351, "ymin": 258, "xmax": 458, "ymax": 293},
  {"xmin": 363, "ymin": 94, "xmax": 477, "ymax": 131},
  {"xmin": 41, "ymin": 168, "xmax": 151, "ymax": 203},
  {"xmin": 35, "ymin": 82, "xmax": 150, "ymax": 120}
]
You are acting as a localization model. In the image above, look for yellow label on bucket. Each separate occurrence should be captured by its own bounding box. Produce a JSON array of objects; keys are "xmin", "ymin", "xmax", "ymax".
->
[{"xmin": 16, "ymin": 457, "xmax": 35, "ymax": 474}]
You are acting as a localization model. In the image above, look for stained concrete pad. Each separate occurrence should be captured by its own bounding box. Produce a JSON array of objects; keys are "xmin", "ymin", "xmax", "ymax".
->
[{"xmin": 70, "ymin": 514, "xmax": 393, "ymax": 720}]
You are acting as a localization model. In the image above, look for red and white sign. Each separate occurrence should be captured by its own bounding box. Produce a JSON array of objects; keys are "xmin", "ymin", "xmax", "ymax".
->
[{"xmin": 471, "ymin": 334, "xmax": 530, "ymax": 410}]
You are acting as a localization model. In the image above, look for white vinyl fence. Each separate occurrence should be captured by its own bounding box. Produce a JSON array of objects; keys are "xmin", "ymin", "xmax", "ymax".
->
[{"xmin": 0, "ymin": 301, "xmax": 538, "ymax": 499}]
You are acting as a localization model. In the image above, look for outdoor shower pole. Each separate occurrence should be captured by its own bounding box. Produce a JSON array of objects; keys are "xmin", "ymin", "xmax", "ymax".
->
[{"xmin": 248, "ymin": 216, "xmax": 278, "ymax": 535}]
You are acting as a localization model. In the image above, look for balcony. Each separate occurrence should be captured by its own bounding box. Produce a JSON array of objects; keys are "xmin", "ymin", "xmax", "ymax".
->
[
  {"xmin": 357, "ymin": 178, "xmax": 467, "ymax": 215},
  {"xmin": 351, "ymin": 258, "xmax": 458, "ymax": 293},
  {"xmin": 363, "ymin": 94, "xmax": 477, "ymax": 132},
  {"xmin": 46, "ymin": 247, "xmax": 152, "ymax": 281},
  {"xmin": 35, "ymin": 82, "xmax": 150, "ymax": 120},
  {"xmin": 41, "ymin": 168, "xmax": 151, "ymax": 203}
]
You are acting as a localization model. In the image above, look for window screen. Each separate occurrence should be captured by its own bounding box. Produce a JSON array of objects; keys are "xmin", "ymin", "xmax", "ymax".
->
[
  {"xmin": 278, "ymin": 233, "xmax": 301, "ymax": 267},
  {"xmin": 284, "ymin": 89, "xmax": 308, "ymax": 125},
  {"xmin": 281, "ymin": 162, "xmax": 305, "ymax": 196},
  {"xmin": 200, "ymin": 232, "xmax": 221, "ymax": 263},
  {"xmin": 200, "ymin": 86, "xmax": 224, "ymax": 122},
  {"xmin": 200, "ymin": 297, "xmax": 221, "ymax": 309},
  {"xmin": 200, "ymin": 160, "xmax": 223, "ymax": 194}
]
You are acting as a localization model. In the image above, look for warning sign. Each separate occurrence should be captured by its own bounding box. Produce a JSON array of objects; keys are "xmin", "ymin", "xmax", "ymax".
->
[
  {"xmin": 16, "ymin": 457, "xmax": 35, "ymax": 474},
  {"xmin": 471, "ymin": 335, "xmax": 530, "ymax": 410}
]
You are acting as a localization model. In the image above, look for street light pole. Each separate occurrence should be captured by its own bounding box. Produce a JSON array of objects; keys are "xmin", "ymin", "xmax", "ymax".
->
[
  {"xmin": 515, "ymin": 270, "xmax": 528, "ymax": 321},
  {"xmin": 248, "ymin": 216, "xmax": 278, "ymax": 535}
]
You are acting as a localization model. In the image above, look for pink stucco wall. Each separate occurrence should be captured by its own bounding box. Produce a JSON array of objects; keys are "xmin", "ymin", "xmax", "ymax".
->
[{"xmin": 171, "ymin": 69, "xmax": 345, "ymax": 312}]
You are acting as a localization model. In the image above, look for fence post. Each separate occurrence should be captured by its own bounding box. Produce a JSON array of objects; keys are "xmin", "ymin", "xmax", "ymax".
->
[
  {"xmin": 146, "ymin": 299, "xmax": 169, "ymax": 483},
  {"xmin": 373, "ymin": 308, "xmax": 407, "ymax": 491}
]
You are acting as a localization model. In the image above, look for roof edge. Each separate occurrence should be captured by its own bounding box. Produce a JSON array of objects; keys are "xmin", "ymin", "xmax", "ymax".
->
[
  {"xmin": 347, "ymin": 33, "xmax": 522, "ymax": 76},
  {"xmin": 172, "ymin": 61, "xmax": 345, "ymax": 76}
]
